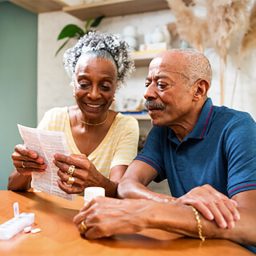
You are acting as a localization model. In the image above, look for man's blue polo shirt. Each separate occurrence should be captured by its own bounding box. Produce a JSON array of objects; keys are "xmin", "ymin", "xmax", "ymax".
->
[
  {"xmin": 136, "ymin": 98, "xmax": 256, "ymax": 198},
  {"xmin": 136, "ymin": 98, "xmax": 256, "ymax": 252}
]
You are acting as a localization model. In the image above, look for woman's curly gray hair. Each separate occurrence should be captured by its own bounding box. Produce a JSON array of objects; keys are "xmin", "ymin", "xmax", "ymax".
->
[{"xmin": 63, "ymin": 31, "xmax": 135, "ymax": 84}]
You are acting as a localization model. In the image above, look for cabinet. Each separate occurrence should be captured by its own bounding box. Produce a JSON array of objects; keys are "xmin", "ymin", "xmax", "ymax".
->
[{"xmin": 132, "ymin": 50, "xmax": 163, "ymax": 67}]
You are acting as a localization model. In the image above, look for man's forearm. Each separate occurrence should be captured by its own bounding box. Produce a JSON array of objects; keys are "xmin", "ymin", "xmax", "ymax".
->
[
  {"xmin": 148, "ymin": 200, "xmax": 256, "ymax": 246},
  {"xmin": 118, "ymin": 183, "xmax": 256, "ymax": 245},
  {"xmin": 118, "ymin": 178, "xmax": 174, "ymax": 202}
]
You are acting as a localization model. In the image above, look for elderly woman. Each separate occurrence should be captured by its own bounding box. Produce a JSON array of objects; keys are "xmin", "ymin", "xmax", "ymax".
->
[{"xmin": 8, "ymin": 31, "xmax": 139, "ymax": 197}]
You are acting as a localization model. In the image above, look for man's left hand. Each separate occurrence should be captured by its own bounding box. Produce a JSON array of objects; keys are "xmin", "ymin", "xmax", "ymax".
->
[{"xmin": 176, "ymin": 184, "xmax": 240, "ymax": 229}]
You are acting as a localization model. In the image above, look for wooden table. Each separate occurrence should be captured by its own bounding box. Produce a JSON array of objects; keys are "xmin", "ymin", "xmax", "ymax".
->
[{"xmin": 0, "ymin": 191, "xmax": 253, "ymax": 256}]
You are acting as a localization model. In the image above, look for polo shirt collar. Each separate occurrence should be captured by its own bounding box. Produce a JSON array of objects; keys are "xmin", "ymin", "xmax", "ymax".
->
[
  {"xmin": 187, "ymin": 98, "xmax": 213, "ymax": 139},
  {"xmin": 168, "ymin": 98, "xmax": 213, "ymax": 143}
]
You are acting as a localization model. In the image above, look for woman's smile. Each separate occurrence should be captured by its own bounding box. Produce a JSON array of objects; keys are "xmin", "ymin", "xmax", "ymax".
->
[{"xmin": 83, "ymin": 102, "xmax": 106, "ymax": 110}]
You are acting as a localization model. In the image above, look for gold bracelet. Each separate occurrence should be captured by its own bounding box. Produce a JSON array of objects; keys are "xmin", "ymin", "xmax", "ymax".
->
[{"xmin": 191, "ymin": 206, "xmax": 206, "ymax": 242}]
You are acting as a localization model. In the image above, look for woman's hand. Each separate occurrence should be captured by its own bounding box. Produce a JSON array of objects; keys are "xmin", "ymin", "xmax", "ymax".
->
[
  {"xmin": 11, "ymin": 144, "xmax": 46, "ymax": 176},
  {"xmin": 176, "ymin": 184, "xmax": 240, "ymax": 229},
  {"xmin": 54, "ymin": 153, "xmax": 103, "ymax": 194}
]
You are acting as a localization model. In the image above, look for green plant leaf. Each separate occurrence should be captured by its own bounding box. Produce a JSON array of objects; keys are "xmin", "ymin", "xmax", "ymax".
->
[
  {"xmin": 55, "ymin": 16, "xmax": 104, "ymax": 57},
  {"xmin": 90, "ymin": 15, "xmax": 105, "ymax": 28},
  {"xmin": 55, "ymin": 39, "xmax": 70, "ymax": 56},
  {"xmin": 85, "ymin": 18, "xmax": 94, "ymax": 32},
  {"xmin": 85, "ymin": 15, "xmax": 105, "ymax": 31},
  {"xmin": 57, "ymin": 24, "xmax": 85, "ymax": 40}
]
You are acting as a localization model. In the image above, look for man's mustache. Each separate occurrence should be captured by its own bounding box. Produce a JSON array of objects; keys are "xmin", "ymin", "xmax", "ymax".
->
[{"xmin": 145, "ymin": 100, "xmax": 165, "ymax": 110}]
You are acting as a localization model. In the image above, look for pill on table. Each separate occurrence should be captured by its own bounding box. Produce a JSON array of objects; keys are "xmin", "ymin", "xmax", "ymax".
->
[
  {"xmin": 31, "ymin": 228, "xmax": 41, "ymax": 234},
  {"xmin": 23, "ymin": 226, "xmax": 32, "ymax": 233}
]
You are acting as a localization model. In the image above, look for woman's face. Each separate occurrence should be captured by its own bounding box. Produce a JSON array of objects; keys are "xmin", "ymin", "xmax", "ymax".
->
[{"xmin": 73, "ymin": 55, "xmax": 118, "ymax": 122}]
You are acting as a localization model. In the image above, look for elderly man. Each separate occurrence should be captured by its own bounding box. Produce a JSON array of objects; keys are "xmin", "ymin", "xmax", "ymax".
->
[{"xmin": 73, "ymin": 49, "xmax": 256, "ymax": 253}]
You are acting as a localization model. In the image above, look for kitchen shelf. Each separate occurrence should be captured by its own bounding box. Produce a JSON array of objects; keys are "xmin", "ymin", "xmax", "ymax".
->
[
  {"xmin": 10, "ymin": 0, "xmax": 67, "ymax": 13},
  {"xmin": 132, "ymin": 50, "xmax": 164, "ymax": 67},
  {"xmin": 131, "ymin": 114, "xmax": 150, "ymax": 120},
  {"xmin": 63, "ymin": 0, "xmax": 169, "ymax": 21},
  {"xmin": 121, "ymin": 112, "xmax": 151, "ymax": 120}
]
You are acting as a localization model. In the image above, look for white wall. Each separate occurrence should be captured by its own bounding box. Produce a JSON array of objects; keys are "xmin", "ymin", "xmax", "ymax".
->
[{"xmin": 38, "ymin": 10, "xmax": 256, "ymax": 122}]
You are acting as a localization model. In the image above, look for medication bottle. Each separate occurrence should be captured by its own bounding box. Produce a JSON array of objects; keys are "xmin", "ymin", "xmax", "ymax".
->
[{"xmin": 84, "ymin": 187, "xmax": 105, "ymax": 204}]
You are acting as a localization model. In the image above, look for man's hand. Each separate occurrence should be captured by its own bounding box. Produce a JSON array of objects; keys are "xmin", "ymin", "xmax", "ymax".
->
[
  {"xmin": 73, "ymin": 197, "xmax": 150, "ymax": 239},
  {"xmin": 176, "ymin": 184, "xmax": 240, "ymax": 229}
]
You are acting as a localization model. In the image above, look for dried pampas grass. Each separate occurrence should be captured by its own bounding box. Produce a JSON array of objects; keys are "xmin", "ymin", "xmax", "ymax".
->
[
  {"xmin": 241, "ymin": 2, "xmax": 256, "ymax": 55},
  {"xmin": 167, "ymin": 22, "xmax": 178, "ymax": 41},
  {"xmin": 206, "ymin": 0, "xmax": 249, "ymax": 104},
  {"xmin": 231, "ymin": 2, "xmax": 256, "ymax": 106},
  {"xmin": 166, "ymin": 0, "xmax": 207, "ymax": 51},
  {"xmin": 167, "ymin": 0, "xmax": 249, "ymax": 56},
  {"xmin": 206, "ymin": 0, "xmax": 249, "ymax": 62},
  {"xmin": 182, "ymin": 0, "xmax": 195, "ymax": 7}
]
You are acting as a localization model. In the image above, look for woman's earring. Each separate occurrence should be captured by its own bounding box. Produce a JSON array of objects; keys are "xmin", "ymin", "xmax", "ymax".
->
[
  {"xmin": 70, "ymin": 81, "xmax": 76, "ymax": 97},
  {"xmin": 72, "ymin": 87, "xmax": 76, "ymax": 97}
]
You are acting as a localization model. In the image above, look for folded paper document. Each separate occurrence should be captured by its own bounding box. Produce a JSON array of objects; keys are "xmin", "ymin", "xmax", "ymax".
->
[{"xmin": 18, "ymin": 124, "xmax": 74, "ymax": 200}]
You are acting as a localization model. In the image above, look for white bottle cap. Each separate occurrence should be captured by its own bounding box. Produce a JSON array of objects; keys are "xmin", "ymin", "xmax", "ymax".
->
[{"xmin": 84, "ymin": 187, "xmax": 105, "ymax": 204}]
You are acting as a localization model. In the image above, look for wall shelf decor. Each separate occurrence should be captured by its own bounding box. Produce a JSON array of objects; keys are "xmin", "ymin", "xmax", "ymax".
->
[
  {"xmin": 63, "ymin": 0, "xmax": 169, "ymax": 21},
  {"xmin": 10, "ymin": 0, "xmax": 67, "ymax": 13}
]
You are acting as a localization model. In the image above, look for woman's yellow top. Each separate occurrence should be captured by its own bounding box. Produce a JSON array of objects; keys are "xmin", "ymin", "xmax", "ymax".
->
[{"xmin": 38, "ymin": 107, "xmax": 139, "ymax": 178}]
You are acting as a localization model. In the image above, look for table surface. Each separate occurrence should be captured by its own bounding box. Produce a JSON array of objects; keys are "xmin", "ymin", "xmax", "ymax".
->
[{"xmin": 0, "ymin": 190, "xmax": 253, "ymax": 256}]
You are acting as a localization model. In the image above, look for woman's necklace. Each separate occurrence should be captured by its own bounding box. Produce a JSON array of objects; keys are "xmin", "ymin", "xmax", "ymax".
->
[{"xmin": 81, "ymin": 112, "xmax": 109, "ymax": 126}]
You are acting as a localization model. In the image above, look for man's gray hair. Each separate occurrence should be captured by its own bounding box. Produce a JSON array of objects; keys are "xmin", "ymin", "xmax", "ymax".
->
[
  {"xmin": 63, "ymin": 31, "xmax": 135, "ymax": 85},
  {"xmin": 171, "ymin": 49, "xmax": 212, "ymax": 86}
]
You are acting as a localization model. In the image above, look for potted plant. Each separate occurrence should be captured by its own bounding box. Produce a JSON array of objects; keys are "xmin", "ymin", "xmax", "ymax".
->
[{"xmin": 55, "ymin": 15, "xmax": 104, "ymax": 56}]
